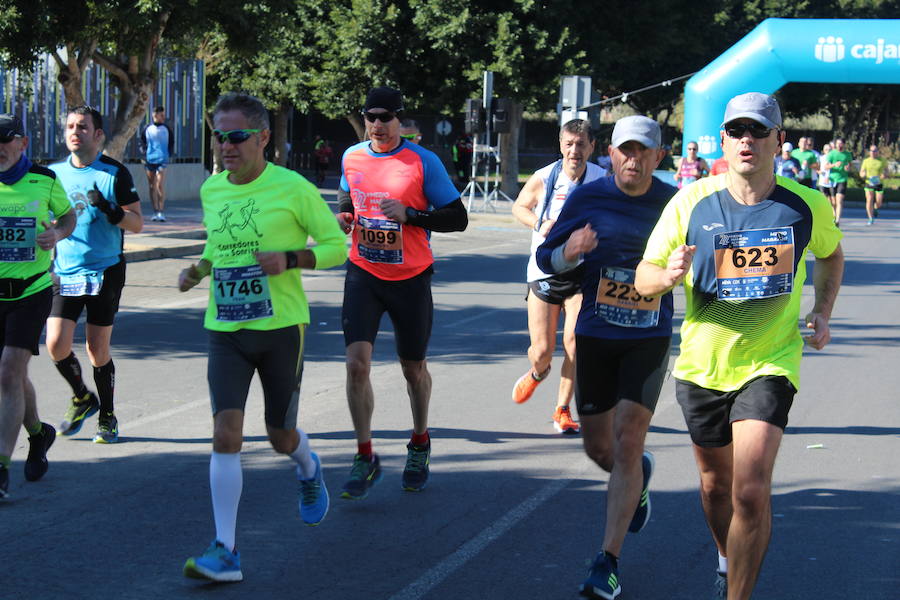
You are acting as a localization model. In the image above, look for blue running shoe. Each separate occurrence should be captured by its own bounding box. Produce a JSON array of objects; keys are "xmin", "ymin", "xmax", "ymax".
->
[
  {"xmin": 628, "ymin": 450, "xmax": 655, "ymax": 533},
  {"xmin": 299, "ymin": 452, "xmax": 329, "ymax": 526},
  {"xmin": 580, "ymin": 551, "xmax": 621, "ymax": 599},
  {"xmin": 58, "ymin": 392, "xmax": 99, "ymax": 436},
  {"xmin": 714, "ymin": 571, "xmax": 727, "ymax": 599},
  {"xmin": 340, "ymin": 453, "xmax": 382, "ymax": 500},
  {"xmin": 183, "ymin": 541, "xmax": 243, "ymax": 582}
]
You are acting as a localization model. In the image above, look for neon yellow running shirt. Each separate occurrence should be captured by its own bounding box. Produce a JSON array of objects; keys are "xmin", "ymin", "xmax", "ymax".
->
[
  {"xmin": 643, "ymin": 175, "xmax": 842, "ymax": 391},
  {"xmin": 0, "ymin": 164, "xmax": 72, "ymax": 300},
  {"xmin": 200, "ymin": 163, "xmax": 347, "ymax": 331}
]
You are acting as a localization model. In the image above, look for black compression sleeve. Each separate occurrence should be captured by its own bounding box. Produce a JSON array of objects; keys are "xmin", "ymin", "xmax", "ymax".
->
[
  {"xmin": 338, "ymin": 188, "xmax": 354, "ymax": 214},
  {"xmin": 405, "ymin": 198, "xmax": 468, "ymax": 233}
]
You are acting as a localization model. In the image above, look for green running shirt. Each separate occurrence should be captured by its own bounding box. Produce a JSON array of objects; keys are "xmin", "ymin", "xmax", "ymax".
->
[
  {"xmin": 200, "ymin": 163, "xmax": 347, "ymax": 331},
  {"xmin": 643, "ymin": 175, "xmax": 842, "ymax": 391}
]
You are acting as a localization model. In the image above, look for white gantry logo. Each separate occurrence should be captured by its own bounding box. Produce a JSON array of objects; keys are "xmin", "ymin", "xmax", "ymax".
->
[
  {"xmin": 815, "ymin": 36, "xmax": 845, "ymax": 62},
  {"xmin": 698, "ymin": 135, "xmax": 718, "ymax": 155}
]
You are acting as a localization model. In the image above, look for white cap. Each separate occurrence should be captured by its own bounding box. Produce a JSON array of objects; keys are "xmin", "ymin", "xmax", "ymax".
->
[
  {"xmin": 782, "ymin": 142, "xmax": 793, "ymax": 152},
  {"xmin": 611, "ymin": 115, "xmax": 661, "ymax": 149}
]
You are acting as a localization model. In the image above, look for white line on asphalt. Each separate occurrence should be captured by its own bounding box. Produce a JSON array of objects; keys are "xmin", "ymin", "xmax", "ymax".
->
[
  {"xmin": 126, "ymin": 397, "xmax": 209, "ymax": 430},
  {"xmin": 442, "ymin": 308, "xmax": 504, "ymax": 328},
  {"xmin": 386, "ymin": 474, "xmax": 578, "ymax": 600}
]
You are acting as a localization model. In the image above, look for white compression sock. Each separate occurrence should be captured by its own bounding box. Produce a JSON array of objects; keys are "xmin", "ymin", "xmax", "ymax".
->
[
  {"xmin": 718, "ymin": 552, "xmax": 728, "ymax": 574},
  {"xmin": 289, "ymin": 428, "xmax": 316, "ymax": 479},
  {"xmin": 210, "ymin": 451, "xmax": 242, "ymax": 552}
]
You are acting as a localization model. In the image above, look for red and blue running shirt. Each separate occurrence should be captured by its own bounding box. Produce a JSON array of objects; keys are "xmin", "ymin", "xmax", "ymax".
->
[{"xmin": 340, "ymin": 140, "xmax": 459, "ymax": 281}]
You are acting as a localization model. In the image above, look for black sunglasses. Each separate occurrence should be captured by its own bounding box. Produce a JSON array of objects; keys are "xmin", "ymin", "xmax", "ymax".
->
[
  {"xmin": 212, "ymin": 128, "xmax": 261, "ymax": 144},
  {"xmin": 723, "ymin": 122, "xmax": 774, "ymax": 140},
  {"xmin": 0, "ymin": 133, "xmax": 22, "ymax": 143},
  {"xmin": 363, "ymin": 111, "xmax": 399, "ymax": 123}
]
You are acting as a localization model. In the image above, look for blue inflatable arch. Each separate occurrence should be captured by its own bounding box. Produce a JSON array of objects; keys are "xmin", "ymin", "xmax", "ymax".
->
[{"xmin": 684, "ymin": 18, "xmax": 900, "ymax": 158}]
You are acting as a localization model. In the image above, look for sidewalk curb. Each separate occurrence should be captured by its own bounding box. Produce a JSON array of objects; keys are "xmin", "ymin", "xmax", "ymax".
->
[{"xmin": 123, "ymin": 208, "xmax": 519, "ymax": 263}]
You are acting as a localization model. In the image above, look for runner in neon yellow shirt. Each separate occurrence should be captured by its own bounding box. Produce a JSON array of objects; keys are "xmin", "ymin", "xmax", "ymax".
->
[
  {"xmin": 179, "ymin": 93, "xmax": 346, "ymax": 583},
  {"xmin": 860, "ymin": 144, "xmax": 890, "ymax": 225},
  {"xmin": 0, "ymin": 113, "xmax": 75, "ymax": 498},
  {"xmin": 636, "ymin": 93, "xmax": 844, "ymax": 600}
]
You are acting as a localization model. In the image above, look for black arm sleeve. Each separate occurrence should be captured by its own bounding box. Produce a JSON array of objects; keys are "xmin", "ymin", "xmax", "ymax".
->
[
  {"xmin": 337, "ymin": 188, "xmax": 354, "ymax": 214},
  {"xmin": 406, "ymin": 198, "xmax": 468, "ymax": 233}
]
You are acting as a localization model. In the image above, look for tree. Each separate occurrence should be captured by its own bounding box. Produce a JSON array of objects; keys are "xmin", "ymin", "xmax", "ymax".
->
[{"xmin": 0, "ymin": 1, "xmax": 290, "ymax": 161}]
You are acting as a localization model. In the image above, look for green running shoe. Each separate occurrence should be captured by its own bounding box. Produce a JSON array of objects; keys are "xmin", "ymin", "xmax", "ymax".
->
[
  {"xmin": 93, "ymin": 412, "xmax": 119, "ymax": 444},
  {"xmin": 58, "ymin": 392, "xmax": 99, "ymax": 436}
]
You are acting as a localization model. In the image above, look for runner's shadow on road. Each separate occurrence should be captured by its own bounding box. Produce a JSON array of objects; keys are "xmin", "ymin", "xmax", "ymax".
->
[
  {"xmin": 785, "ymin": 425, "xmax": 900, "ymax": 436},
  {"xmin": 311, "ymin": 427, "xmax": 567, "ymax": 444}
]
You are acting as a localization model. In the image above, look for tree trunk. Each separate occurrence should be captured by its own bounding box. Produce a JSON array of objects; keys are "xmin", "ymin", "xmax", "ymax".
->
[
  {"xmin": 347, "ymin": 113, "xmax": 366, "ymax": 141},
  {"xmin": 52, "ymin": 42, "xmax": 96, "ymax": 107},
  {"xmin": 272, "ymin": 103, "xmax": 289, "ymax": 166},
  {"xmin": 499, "ymin": 101, "xmax": 523, "ymax": 199},
  {"xmin": 100, "ymin": 62, "xmax": 153, "ymax": 162}
]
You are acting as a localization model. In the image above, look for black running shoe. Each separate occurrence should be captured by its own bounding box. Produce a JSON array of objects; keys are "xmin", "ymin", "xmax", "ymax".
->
[
  {"xmin": 0, "ymin": 464, "xmax": 9, "ymax": 499},
  {"xmin": 58, "ymin": 392, "xmax": 99, "ymax": 436},
  {"xmin": 402, "ymin": 442, "xmax": 431, "ymax": 491},
  {"xmin": 24, "ymin": 423, "xmax": 56, "ymax": 481},
  {"xmin": 340, "ymin": 453, "xmax": 382, "ymax": 500},
  {"xmin": 628, "ymin": 451, "xmax": 655, "ymax": 533}
]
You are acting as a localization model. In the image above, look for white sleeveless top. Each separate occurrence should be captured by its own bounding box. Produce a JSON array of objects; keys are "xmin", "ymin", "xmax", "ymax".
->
[{"xmin": 526, "ymin": 161, "xmax": 605, "ymax": 282}]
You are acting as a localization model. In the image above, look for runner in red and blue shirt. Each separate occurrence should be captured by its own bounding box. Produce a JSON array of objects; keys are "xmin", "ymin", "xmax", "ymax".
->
[{"xmin": 336, "ymin": 86, "xmax": 467, "ymax": 499}]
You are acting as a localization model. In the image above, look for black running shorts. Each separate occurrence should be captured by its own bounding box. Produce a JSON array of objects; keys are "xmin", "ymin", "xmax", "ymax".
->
[
  {"xmin": 527, "ymin": 265, "xmax": 583, "ymax": 305},
  {"xmin": 0, "ymin": 287, "xmax": 52, "ymax": 356},
  {"xmin": 342, "ymin": 262, "xmax": 433, "ymax": 361},
  {"xmin": 832, "ymin": 181, "xmax": 848, "ymax": 195},
  {"xmin": 51, "ymin": 259, "xmax": 126, "ymax": 327},
  {"xmin": 574, "ymin": 334, "xmax": 671, "ymax": 416},
  {"xmin": 675, "ymin": 375, "xmax": 796, "ymax": 448},
  {"xmin": 207, "ymin": 325, "xmax": 306, "ymax": 429}
]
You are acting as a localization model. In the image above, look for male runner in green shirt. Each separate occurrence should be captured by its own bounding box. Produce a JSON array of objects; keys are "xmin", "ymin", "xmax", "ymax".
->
[
  {"xmin": 179, "ymin": 93, "xmax": 347, "ymax": 582},
  {"xmin": 636, "ymin": 93, "xmax": 844, "ymax": 600},
  {"xmin": 0, "ymin": 113, "xmax": 76, "ymax": 498}
]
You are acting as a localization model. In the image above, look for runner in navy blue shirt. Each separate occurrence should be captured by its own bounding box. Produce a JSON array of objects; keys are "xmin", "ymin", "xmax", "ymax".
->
[{"xmin": 536, "ymin": 116, "xmax": 676, "ymax": 600}]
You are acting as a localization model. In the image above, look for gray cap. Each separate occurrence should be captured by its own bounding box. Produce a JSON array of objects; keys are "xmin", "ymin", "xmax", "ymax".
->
[
  {"xmin": 611, "ymin": 115, "xmax": 661, "ymax": 149},
  {"xmin": 0, "ymin": 113, "xmax": 24, "ymax": 137},
  {"xmin": 721, "ymin": 92, "xmax": 782, "ymax": 129}
]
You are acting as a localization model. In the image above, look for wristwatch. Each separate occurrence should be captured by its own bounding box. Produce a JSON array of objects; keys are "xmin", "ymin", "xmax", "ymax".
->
[{"xmin": 405, "ymin": 206, "xmax": 418, "ymax": 223}]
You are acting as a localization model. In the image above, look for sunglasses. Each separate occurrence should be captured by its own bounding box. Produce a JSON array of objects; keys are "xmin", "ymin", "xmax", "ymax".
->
[
  {"xmin": 212, "ymin": 129, "xmax": 260, "ymax": 144},
  {"xmin": 363, "ymin": 111, "xmax": 399, "ymax": 123},
  {"xmin": 400, "ymin": 133, "xmax": 420, "ymax": 141},
  {"xmin": 0, "ymin": 134, "xmax": 22, "ymax": 144},
  {"xmin": 723, "ymin": 122, "xmax": 774, "ymax": 139},
  {"xmin": 687, "ymin": 147, "xmax": 698, "ymax": 151}
]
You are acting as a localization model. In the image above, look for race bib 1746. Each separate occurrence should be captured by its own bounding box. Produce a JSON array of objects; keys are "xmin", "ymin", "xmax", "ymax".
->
[{"xmin": 213, "ymin": 264, "xmax": 274, "ymax": 322}]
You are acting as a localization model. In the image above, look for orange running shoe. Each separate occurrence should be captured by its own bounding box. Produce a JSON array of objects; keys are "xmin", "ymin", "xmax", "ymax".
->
[
  {"xmin": 553, "ymin": 406, "xmax": 580, "ymax": 434},
  {"xmin": 512, "ymin": 368, "xmax": 547, "ymax": 404}
]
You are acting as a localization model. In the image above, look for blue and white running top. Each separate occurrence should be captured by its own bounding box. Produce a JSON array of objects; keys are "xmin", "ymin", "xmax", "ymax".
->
[{"xmin": 49, "ymin": 153, "xmax": 141, "ymax": 276}]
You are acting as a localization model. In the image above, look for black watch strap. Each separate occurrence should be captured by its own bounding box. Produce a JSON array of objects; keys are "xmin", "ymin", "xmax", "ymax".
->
[{"xmin": 284, "ymin": 251, "xmax": 299, "ymax": 269}]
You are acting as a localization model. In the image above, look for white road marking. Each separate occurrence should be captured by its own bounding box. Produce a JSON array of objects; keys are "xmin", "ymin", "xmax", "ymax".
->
[{"xmin": 386, "ymin": 474, "xmax": 580, "ymax": 600}]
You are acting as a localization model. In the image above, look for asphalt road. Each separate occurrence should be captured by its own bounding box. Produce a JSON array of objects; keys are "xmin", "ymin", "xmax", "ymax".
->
[{"xmin": 1, "ymin": 205, "xmax": 898, "ymax": 600}]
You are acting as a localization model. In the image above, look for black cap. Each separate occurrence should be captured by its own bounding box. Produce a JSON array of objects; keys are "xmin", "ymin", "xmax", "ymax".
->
[
  {"xmin": 0, "ymin": 113, "xmax": 24, "ymax": 137},
  {"xmin": 364, "ymin": 87, "xmax": 404, "ymax": 113}
]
